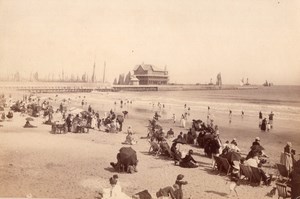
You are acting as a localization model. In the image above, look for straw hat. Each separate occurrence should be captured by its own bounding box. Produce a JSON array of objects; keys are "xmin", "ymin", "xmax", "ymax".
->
[
  {"xmin": 287, "ymin": 142, "xmax": 292, "ymax": 147},
  {"xmin": 255, "ymin": 137, "xmax": 260, "ymax": 141}
]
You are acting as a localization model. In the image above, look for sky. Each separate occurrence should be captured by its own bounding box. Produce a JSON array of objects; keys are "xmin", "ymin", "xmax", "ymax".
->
[{"xmin": 0, "ymin": 0, "xmax": 300, "ymax": 85}]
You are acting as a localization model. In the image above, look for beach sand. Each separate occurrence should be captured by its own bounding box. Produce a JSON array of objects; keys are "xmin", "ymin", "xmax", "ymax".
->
[{"xmin": 0, "ymin": 91, "xmax": 299, "ymax": 199}]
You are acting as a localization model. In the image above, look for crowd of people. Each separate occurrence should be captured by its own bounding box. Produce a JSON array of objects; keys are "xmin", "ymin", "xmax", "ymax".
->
[
  {"xmin": 259, "ymin": 111, "xmax": 274, "ymax": 131},
  {"xmin": 1, "ymin": 93, "xmax": 299, "ymax": 199}
]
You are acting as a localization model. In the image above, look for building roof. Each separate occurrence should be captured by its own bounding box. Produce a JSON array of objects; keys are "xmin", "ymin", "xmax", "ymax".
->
[{"xmin": 133, "ymin": 64, "xmax": 165, "ymax": 72}]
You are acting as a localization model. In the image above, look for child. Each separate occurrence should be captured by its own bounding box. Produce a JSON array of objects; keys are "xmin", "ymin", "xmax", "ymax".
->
[
  {"xmin": 266, "ymin": 122, "xmax": 271, "ymax": 131},
  {"xmin": 109, "ymin": 175, "xmax": 118, "ymax": 197},
  {"xmin": 172, "ymin": 114, "xmax": 176, "ymax": 124}
]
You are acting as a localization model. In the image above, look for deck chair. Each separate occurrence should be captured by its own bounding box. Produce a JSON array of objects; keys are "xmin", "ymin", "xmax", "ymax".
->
[
  {"xmin": 277, "ymin": 163, "xmax": 290, "ymax": 181},
  {"xmin": 275, "ymin": 182, "xmax": 291, "ymax": 199},
  {"xmin": 148, "ymin": 141, "xmax": 161, "ymax": 156},
  {"xmin": 213, "ymin": 155, "xmax": 222, "ymax": 173},
  {"xmin": 219, "ymin": 157, "xmax": 232, "ymax": 175},
  {"xmin": 250, "ymin": 166, "xmax": 262, "ymax": 186},
  {"xmin": 240, "ymin": 164, "xmax": 252, "ymax": 183}
]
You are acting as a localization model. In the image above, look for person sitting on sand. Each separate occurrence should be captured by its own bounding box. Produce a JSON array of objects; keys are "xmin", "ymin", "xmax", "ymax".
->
[
  {"xmin": 109, "ymin": 174, "xmax": 119, "ymax": 197},
  {"xmin": 178, "ymin": 150, "xmax": 198, "ymax": 168},
  {"xmin": 127, "ymin": 125, "xmax": 133, "ymax": 134},
  {"xmin": 123, "ymin": 132, "xmax": 137, "ymax": 145},
  {"xmin": 23, "ymin": 120, "xmax": 37, "ymax": 128},
  {"xmin": 6, "ymin": 111, "xmax": 13, "ymax": 119},
  {"xmin": 97, "ymin": 174, "xmax": 131, "ymax": 199},
  {"xmin": 175, "ymin": 174, "xmax": 188, "ymax": 199},
  {"xmin": 156, "ymin": 185, "xmax": 177, "ymax": 199},
  {"xmin": 1, "ymin": 113, "xmax": 5, "ymax": 121},
  {"xmin": 229, "ymin": 138, "xmax": 240, "ymax": 152},
  {"xmin": 171, "ymin": 142, "xmax": 182, "ymax": 163},
  {"xmin": 177, "ymin": 132, "xmax": 183, "ymax": 140},
  {"xmin": 166, "ymin": 128, "xmax": 175, "ymax": 138}
]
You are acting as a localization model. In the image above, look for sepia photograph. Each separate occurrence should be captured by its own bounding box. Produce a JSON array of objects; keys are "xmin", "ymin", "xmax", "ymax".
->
[{"xmin": 0, "ymin": 0, "xmax": 300, "ymax": 198}]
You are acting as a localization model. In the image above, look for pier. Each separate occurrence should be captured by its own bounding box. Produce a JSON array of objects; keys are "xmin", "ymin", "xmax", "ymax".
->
[{"xmin": 0, "ymin": 82, "xmax": 258, "ymax": 93}]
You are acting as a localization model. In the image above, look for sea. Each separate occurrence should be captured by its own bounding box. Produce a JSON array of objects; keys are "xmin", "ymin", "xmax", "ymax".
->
[{"xmin": 5, "ymin": 84, "xmax": 300, "ymax": 138}]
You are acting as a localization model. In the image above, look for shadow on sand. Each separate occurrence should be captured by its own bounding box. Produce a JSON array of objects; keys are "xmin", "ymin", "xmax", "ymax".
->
[
  {"xmin": 104, "ymin": 167, "xmax": 117, "ymax": 173},
  {"xmin": 139, "ymin": 151, "xmax": 173, "ymax": 162},
  {"xmin": 205, "ymin": 190, "xmax": 228, "ymax": 197}
]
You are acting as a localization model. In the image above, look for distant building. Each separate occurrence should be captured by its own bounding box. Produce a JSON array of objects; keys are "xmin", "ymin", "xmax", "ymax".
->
[{"xmin": 133, "ymin": 64, "xmax": 168, "ymax": 85}]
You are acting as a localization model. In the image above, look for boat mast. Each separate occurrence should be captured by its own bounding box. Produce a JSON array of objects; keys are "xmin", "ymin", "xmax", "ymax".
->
[{"xmin": 103, "ymin": 61, "xmax": 106, "ymax": 83}]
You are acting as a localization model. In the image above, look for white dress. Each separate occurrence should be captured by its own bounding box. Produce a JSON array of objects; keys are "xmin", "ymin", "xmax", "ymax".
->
[{"xmin": 102, "ymin": 182, "xmax": 131, "ymax": 199}]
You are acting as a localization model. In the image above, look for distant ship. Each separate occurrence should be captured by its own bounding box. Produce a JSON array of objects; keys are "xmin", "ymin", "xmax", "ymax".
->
[
  {"xmin": 263, "ymin": 80, "xmax": 273, "ymax": 87},
  {"xmin": 240, "ymin": 78, "xmax": 250, "ymax": 86},
  {"xmin": 208, "ymin": 78, "xmax": 214, "ymax": 85}
]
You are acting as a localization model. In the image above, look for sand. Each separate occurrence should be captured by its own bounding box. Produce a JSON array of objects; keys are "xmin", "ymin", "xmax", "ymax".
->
[{"xmin": 0, "ymin": 91, "xmax": 299, "ymax": 199}]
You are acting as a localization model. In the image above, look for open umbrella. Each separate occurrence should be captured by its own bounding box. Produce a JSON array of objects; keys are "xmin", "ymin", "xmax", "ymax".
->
[
  {"xmin": 80, "ymin": 111, "xmax": 91, "ymax": 116},
  {"xmin": 250, "ymin": 144, "xmax": 265, "ymax": 151},
  {"xmin": 26, "ymin": 117, "xmax": 34, "ymax": 121},
  {"xmin": 224, "ymin": 151, "xmax": 242, "ymax": 163},
  {"xmin": 173, "ymin": 137, "xmax": 186, "ymax": 144},
  {"xmin": 116, "ymin": 115, "xmax": 124, "ymax": 123},
  {"xmin": 118, "ymin": 147, "xmax": 138, "ymax": 165}
]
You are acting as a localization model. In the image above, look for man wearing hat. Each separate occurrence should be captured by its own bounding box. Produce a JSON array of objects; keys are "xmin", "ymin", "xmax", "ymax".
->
[
  {"xmin": 175, "ymin": 174, "xmax": 188, "ymax": 199},
  {"xmin": 252, "ymin": 137, "xmax": 261, "ymax": 146}
]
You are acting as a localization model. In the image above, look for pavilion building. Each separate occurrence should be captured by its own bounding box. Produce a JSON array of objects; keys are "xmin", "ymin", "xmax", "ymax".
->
[{"xmin": 133, "ymin": 64, "xmax": 169, "ymax": 85}]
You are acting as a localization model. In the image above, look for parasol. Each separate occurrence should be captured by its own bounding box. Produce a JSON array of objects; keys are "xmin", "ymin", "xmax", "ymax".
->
[
  {"xmin": 80, "ymin": 111, "xmax": 91, "ymax": 116},
  {"xmin": 26, "ymin": 117, "xmax": 34, "ymax": 121},
  {"xmin": 118, "ymin": 147, "xmax": 137, "ymax": 164},
  {"xmin": 116, "ymin": 115, "xmax": 124, "ymax": 123},
  {"xmin": 250, "ymin": 144, "xmax": 265, "ymax": 151},
  {"xmin": 224, "ymin": 151, "xmax": 242, "ymax": 163},
  {"xmin": 173, "ymin": 137, "xmax": 186, "ymax": 144}
]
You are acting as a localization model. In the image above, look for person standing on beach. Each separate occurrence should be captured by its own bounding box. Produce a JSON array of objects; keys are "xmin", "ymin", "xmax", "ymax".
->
[
  {"xmin": 66, "ymin": 114, "xmax": 72, "ymax": 132},
  {"xmin": 211, "ymin": 134, "xmax": 221, "ymax": 169},
  {"xmin": 180, "ymin": 114, "xmax": 186, "ymax": 128},
  {"xmin": 259, "ymin": 111, "xmax": 263, "ymax": 128},
  {"xmin": 172, "ymin": 114, "xmax": 176, "ymax": 124},
  {"xmin": 241, "ymin": 111, "xmax": 244, "ymax": 119},
  {"xmin": 229, "ymin": 110, "xmax": 232, "ymax": 124},
  {"xmin": 268, "ymin": 111, "xmax": 274, "ymax": 129}
]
